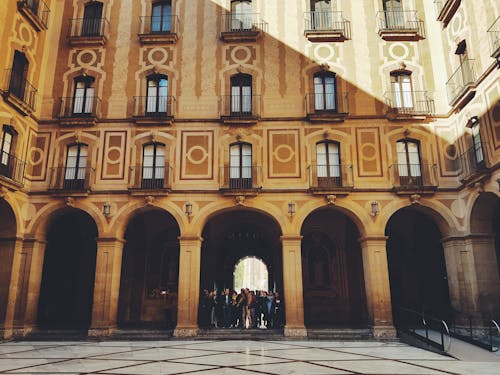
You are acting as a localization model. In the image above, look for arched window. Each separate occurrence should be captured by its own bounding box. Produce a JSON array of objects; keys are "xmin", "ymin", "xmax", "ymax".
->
[
  {"xmin": 229, "ymin": 142, "xmax": 252, "ymax": 189},
  {"xmin": 396, "ymin": 139, "xmax": 422, "ymax": 187},
  {"xmin": 9, "ymin": 51, "xmax": 29, "ymax": 100},
  {"xmin": 146, "ymin": 74, "xmax": 168, "ymax": 115},
  {"xmin": 73, "ymin": 76, "xmax": 95, "ymax": 115},
  {"xmin": 310, "ymin": 0, "xmax": 331, "ymax": 30},
  {"xmin": 0, "ymin": 126, "xmax": 16, "ymax": 178},
  {"xmin": 151, "ymin": 1, "xmax": 172, "ymax": 33},
  {"xmin": 82, "ymin": 1, "xmax": 103, "ymax": 36},
  {"xmin": 64, "ymin": 143, "xmax": 88, "ymax": 190},
  {"xmin": 230, "ymin": 73, "xmax": 252, "ymax": 115},
  {"xmin": 142, "ymin": 143, "xmax": 165, "ymax": 189},
  {"xmin": 316, "ymin": 141, "xmax": 341, "ymax": 187},
  {"xmin": 390, "ymin": 70, "xmax": 413, "ymax": 109},
  {"xmin": 231, "ymin": 0, "xmax": 252, "ymax": 30},
  {"xmin": 314, "ymin": 72, "xmax": 337, "ymax": 112}
]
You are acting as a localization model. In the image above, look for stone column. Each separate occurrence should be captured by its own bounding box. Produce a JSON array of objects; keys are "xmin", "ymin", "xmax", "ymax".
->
[
  {"xmin": 359, "ymin": 236, "xmax": 396, "ymax": 338},
  {"xmin": 281, "ymin": 235, "xmax": 307, "ymax": 337},
  {"xmin": 89, "ymin": 238, "xmax": 125, "ymax": 337},
  {"xmin": 174, "ymin": 236, "xmax": 202, "ymax": 337}
]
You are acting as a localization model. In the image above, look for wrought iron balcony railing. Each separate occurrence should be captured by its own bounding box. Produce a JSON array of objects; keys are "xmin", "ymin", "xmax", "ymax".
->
[
  {"xmin": 304, "ymin": 11, "xmax": 350, "ymax": 41},
  {"xmin": 2, "ymin": 69, "xmax": 37, "ymax": 112},
  {"xmin": 488, "ymin": 17, "xmax": 500, "ymax": 59},
  {"xmin": 18, "ymin": 0, "xmax": 50, "ymax": 30},
  {"xmin": 376, "ymin": 11, "xmax": 425, "ymax": 39},
  {"xmin": 384, "ymin": 91, "xmax": 434, "ymax": 116},
  {"xmin": 129, "ymin": 165, "xmax": 172, "ymax": 190},
  {"xmin": 389, "ymin": 163, "xmax": 438, "ymax": 190},
  {"xmin": 58, "ymin": 96, "xmax": 102, "ymax": 118},
  {"xmin": 50, "ymin": 166, "xmax": 94, "ymax": 191},
  {"xmin": 220, "ymin": 166, "xmax": 261, "ymax": 191},
  {"xmin": 446, "ymin": 59, "xmax": 476, "ymax": 106},
  {"xmin": 308, "ymin": 164, "xmax": 353, "ymax": 190},
  {"xmin": 133, "ymin": 96, "xmax": 175, "ymax": 118},
  {"xmin": 305, "ymin": 92, "xmax": 349, "ymax": 117},
  {"xmin": 221, "ymin": 12, "xmax": 267, "ymax": 33},
  {"xmin": 0, "ymin": 152, "xmax": 26, "ymax": 186},
  {"xmin": 139, "ymin": 15, "xmax": 179, "ymax": 35},
  {"xmin": 458, "ymin": 143, "xmax": 488, "ymax": 181},
  {"xmin": 68, "ymin": 18, "xmax": 110, "ymax": 40},
  {"xmin": 220, "ymin": 95, "xmax": 261, "ymax": 120}
]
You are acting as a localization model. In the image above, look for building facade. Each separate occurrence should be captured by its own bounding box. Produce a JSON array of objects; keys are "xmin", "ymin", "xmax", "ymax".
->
[{"xmin": 0, "ymin": 0, "xmax": 499, "ymax": 339}]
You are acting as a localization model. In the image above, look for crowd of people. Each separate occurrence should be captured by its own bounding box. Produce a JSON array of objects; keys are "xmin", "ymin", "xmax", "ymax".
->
[{"xmin": 199, "ymin": 288, "xmax": 284, "ymax": 329}]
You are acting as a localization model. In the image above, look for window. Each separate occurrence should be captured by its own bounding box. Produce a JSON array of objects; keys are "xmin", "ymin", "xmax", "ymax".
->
[
  {"xmin": 470, "ymin": 117, "xmax": 484, "ymax": 164},
  {"xmin": 390, "ymin": 71, "xmax": 413, "ymax": 109},
  {"xmin": 82, "ymin": 1, "xmax": 103, "ymax": 36},
  {"xmin": 0, "ymin": 127, "xmax": 15, "ymax": 177},
  {"xmin": 314, "ymin": 72, "xmax": 337, "ymax": 112},
  {"xmin": 151, "ymin": 1, "xmax": 172, "ymax": 33},
  {"xmin": 316, "ymin": 141, "xmax": 341, "ymax": 187},
  {"xmin": 396, "ymin": 140, "xmax": 422, "ymax": 186},
  {"xmin": 230, "ymin": 73, "xmax": 252, "ymax": 115},
  {"xmin": 146, "ymin": 74, "xmax": 168, "ymax": 114},
  {"xmin": 383, "ymin": 0, "xmax": 404, "ymax": 28},
  {"xmin": 142, "ymin": 143, "xmax": 165, "ymax": 189},
  {"xmin": 310, "ymin": 0, "xmax": 332, "ymax": 30},
  {"xmin": 229, "ymin": 142, "xmax": 252, "ymax": 189},
  {"xmin": 9, "ymin": 51, "xmax": 29, "ymax": 100},
  {"xmin": 72, "ymin": 76, "xmax": 95, "ymax": 115},
  {"xmin": 231, "ymin": 0, "xmax": 252, "ymax": 30},
  {"xmin": 64, "ymin": 144, "xmax": 88, "ymax": 189}
]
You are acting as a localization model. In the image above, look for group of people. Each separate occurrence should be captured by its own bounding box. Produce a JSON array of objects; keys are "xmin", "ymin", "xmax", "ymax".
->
[{"xmin": 199, "ymin": 288, "xmax": 284, "ymax": 329}]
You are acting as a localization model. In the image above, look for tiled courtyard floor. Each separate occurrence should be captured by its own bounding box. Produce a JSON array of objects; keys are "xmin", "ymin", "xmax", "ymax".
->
[{"xmin": 0, "ymin": 340, "xmax": 498, "ymax": 375}]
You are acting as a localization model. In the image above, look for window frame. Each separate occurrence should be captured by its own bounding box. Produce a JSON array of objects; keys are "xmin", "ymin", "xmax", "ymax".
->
[
  {"xmin": 469, "ymin": 117, "xmax": 484, "ymax": 165},
  {"xmin": 0, "ymin": 126, "xmax": 16, "ymax": 169},
  {"xmin": 142, "ymin": 142, "xmax": 166, "ymax": 188},
  {"xmin": 229, "ymin": 142, "xmax": 253, "ymax": 188},
  {"xmin": 82, "ymin": 1, "xmax": 104, "ymax": 37},
  {"xmin": 146, "ymin": 74, "xmax": 169, "ymax": 115},
  {"xmin": 72, "ymin": 75, "xmax": 95, "ymax": 116},
  {"xmin": 151, "ymin": 1, "xmax": 172, "ymax": 33},
  {"xmin": 396, "ymin": 139, "xmax": 423, "ymax": 186},
  {"xmin": 64, "ymin": 143, "xmax": 88, "ymax": 190},
  {"xmin": 9, "ymin": 51, "xmax": 29, "ymax": 100},
  {"xmin": 230, "ymin": 73, "xmax": 253, "ymax": 115},
  {"xmin": 390, "ymin": 70, "xmax": 414, "ymax": 109},
  {"xmin": 313, "ymin": 71, "xmax": 337, "ymax": 112}
]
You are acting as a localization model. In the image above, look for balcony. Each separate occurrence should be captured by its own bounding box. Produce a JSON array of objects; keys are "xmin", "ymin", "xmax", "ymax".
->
[
  {"xmin": 308, "ymin": 164, "xmax": 353, "ymax": 194},
  {"xmin": 435, "ymin": 0, "xmax": 461, "ymax": 27},
  {"xmin": 0, "ymin": 152, "xmax": 26, "ymax": 187},
  {"xmin": 488, "ymin": 17, "xmax": 500, "ymax": 60},
  {"xmin": 220, "ymin": 13, "xmax": 267, "ymax": 42},
  {"xmin": 220, "ymin": 95, "xmax": 260, "ymax": 124},
  {"xmin": 389, "ymin": 163, "xmax": 438, "ymax": 193},
  {"xmin": 304, "ymin": 11, "xmax": 350, "ymax": 42},
  {"xmin": 17, "ymin": 0, "xmax": 50, "ymax": 31},
  {"xmin": 133, "ymin": 96, "xmax": 175, "ymax": 126},
  {"xmin": 129, "ymin": 165, "xmax": 172, "ymax": 195},
  {"xmin": 58, "ymin": 96, "xmax": 102, "ymax": 126},
  {"xmin": 377, "ymin": 11, "xmax": 425, "ymax": 41},
  {"xmin": 306, "ymin": 92, "xmax": 349, "ymax": 122},
  {"xmin": 2, "ymin": 69, "xmax": 37, "ymax": 115},
  {"xmin": 67, "ymin": 18, "xmax": 110, "ymax": 46},
  {"xmin": 49, "ymin": 166, "xmax": 93, "ymax": 194},
  {"xmin": 138, "ymin": 15, "xmax": 179, "ymax": 44},
  {"xmin": 384, "ymin": 91, "xmax": 434, "ymax": 120},
  {"xmin": 446, "ymin": 59, "xmax": 476, "ymax": 107},
  {"xmin": 458, "ymin": 143, "xmax": 488, "ymax": 182},
  {"xmin": 220, "ymin": 166, "xmax": 262, "ymax": 195}
]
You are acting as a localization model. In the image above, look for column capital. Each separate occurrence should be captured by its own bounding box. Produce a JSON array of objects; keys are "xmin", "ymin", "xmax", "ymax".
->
[
  {"xmin": 358, "ymin": 236, "xmax": 388, "ymax": 244},
  {"xmin": 96, "ymin": 237, "xmax": 126, "ymax": 244},
  {"xmin": 178, "ymin": 236, "xmax": 203, "ymax": 245},
  {"xmin": 280, "ymin": 235, "xmax": 303, "ymax": 242},
  {"xmin": 442, "ymin": 233, "xmax": 495, "ymax": 243}
]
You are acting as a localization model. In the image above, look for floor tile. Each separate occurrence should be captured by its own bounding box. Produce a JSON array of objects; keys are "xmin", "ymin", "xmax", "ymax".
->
[
  {"xmin": 261, "ymin": 348, "xmax": 368, "ymax": 361},
  {"xmin": 93, "ymin": 347, "xmax": 226, "ymax": 361},
  {"xmin": 171, "ymin": 352, "xmax": 292, "ymax": 366},
  {"xmin": 317, "ymin": 360, "xmax": 449, "ymax": 374},
  {"xmin": 7, "ymin": 359, "xmax": 148, "ymax": 373},
  {"xmin": 102, "ymin": 361, "xmax": 216, "ymax": 374},
  {"xmin": 405, "ymin": 360, "xmax": 500, "ymax": 375},
  {"xmin": 238, "ymin": 361, "xmax": 353, "ymax": 374}
]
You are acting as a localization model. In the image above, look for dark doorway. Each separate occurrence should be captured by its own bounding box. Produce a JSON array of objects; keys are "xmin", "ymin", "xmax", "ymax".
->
[
  {"xmin": 385, "ymin": 208, "xmax": 451, "ymax": 319},
  {"xmin": 301, "ymin": 209, "xmax": 368, "ymax": 327},
  {"xmin": 37, "ymin": 210, "xmax": 97, "ymax": 330},
  {"xmin": 0, "ymin": 201, "xmax": 17, "ymax": 327},
  {"xmin": 118, "ymin": 209, "xmax": 180, "ymax": 329}
]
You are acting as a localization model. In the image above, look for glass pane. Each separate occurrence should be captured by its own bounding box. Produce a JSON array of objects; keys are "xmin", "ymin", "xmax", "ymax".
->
[
  {"xmin": 328, "ymin": 143, "xmax": 340, "ymax": 176},
  {"xmin": 231, "ymin": 86, "xmax": 240, "ymax": 113},
  {"xmin": 407, "ymin": 142, "xmax": 421, "ymax": 176},
  {"xmin": 472, "ymin": 124, "xmax": 484, "ymax": 163},
  {"xmin": 316, "ymin": 143, "xmax": 327, "ymax": 177},
  {"xmin": 396, "ymin": 141, "xmax": 408, "ymax": 176},
  {"xmin": 73, "ymin": 84, "xmax": 85, "ymax": 114},
  {"xmin": 242, "ymin": 86, "xmax": 252, "ymax": 112},
  {"xmin": 2, "ymin": 132, "xmax": 12, "ymax": 155},
  {"xmin": 147, "ymin": 82, "xmax": 157, "ymax": 113},
  {"xmin": 84, "ymin": 87, "xmax": 94, "ymax": 113}
]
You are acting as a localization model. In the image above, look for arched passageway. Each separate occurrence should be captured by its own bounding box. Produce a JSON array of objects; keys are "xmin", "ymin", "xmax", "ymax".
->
[
  {"xmin": 0, "ymin": 200, "xmax": 17, "ymax": 328},
  {"xmin": 385, "ymin": 207, "xmax": 451, "ymax": 319},
  {"xmin": 301, "ymin": 209, "xmax": 368, "ymax": 327},
  {"xmin": 37, "ymin": 209, "xmax": 98, "ymax": 330},
  {"xmin": 117, "ymin": 209, "xmax": 180, "ymax": 329}
]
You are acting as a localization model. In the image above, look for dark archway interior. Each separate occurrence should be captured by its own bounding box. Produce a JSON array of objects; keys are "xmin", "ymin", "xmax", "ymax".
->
[
  {"xmin": 118, "ymin": 209, "xmax": 180, "ymax": 329},
  {"xmin": 385, "ymin": 207, "xmax": 451, "ymax": 319},
  {"xmin": 301, "ymin": 209, "xmax": 368, "ymax": 327},
  {"xmin": 37, "ymin": 210, "xmax": 97, "ymax": 330},
  {"xmin": 0, "ymin": 201, "xmax": 17, "ymax": 325}
]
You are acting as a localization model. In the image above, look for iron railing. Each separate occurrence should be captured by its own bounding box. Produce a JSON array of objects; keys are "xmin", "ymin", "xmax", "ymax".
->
[
  {"xmin": 58, "ymin": 96, "xmax": 101, "ymax": 118},
  {"xmin": 220, "ymin": 95, "xmax": 261, "ymax": 119},
  {"xmin": 3, "ymin": 69, "xmax": 37, "ymax": 111},
  {"xmin": 304, "ymin": 11, "xmax": 350, "ymax": 34},
  {"xmin": 129, "ymin": 165, "xmax": 172, "ymax": 190},
  {"xmin": 0, "ymin": 152, "xmax": 26, "ymax": 185},
  {"xmin": 389, "ymin": 163, "xmax": 438, "ymax": 190},
  {"xmin": 220, "ymin": 166, "xmax": 261, "ymax": 190},
  {"xmin": 68, "ymin": 18, "xmax": 110, "ymax": 39},
  {"xmin": 305, "ymin": 92, "xmax": 349, "ymax": 116},
  {"xmin": 488, "ymin": 17, "xmax": 500, "ymax": 58},
  {"xmin": 458, "ymin": 143, "xmax": 487, "ymax": 180},
  {"xmin": 377, "ymin": 11, "xmax": 425, "ymax": 37},
  {"xmin": 50, "ymin": 166, "xmax": 93, "ymax": 191},
  {"xmin": 221, "ymin": 12, "xmax": 267, "ymax": 33},
  {"xmin": 446, "ymin": 59, "xmax": 476, "ymax": 105},
  {"xmin": 384, "ymin": 91, "xmax": 434, "ymax": 115},
  {"xmin": 139, "ymin": 15, "xmax": 179, "ymax": 35},
  {"xmin": 308, "ymin": 164, "xmax": 353, "ymax": 190},
  {"xmin": 18, "ymin": 0, "xmax": 50, "ymax": 29},
  {"xmin": 133, "ymin": 96, "xmax": 175, "ymax": 117},
  {"xmin": 449, "ymin": 310, "xmax": 500, "ymax": 352}
]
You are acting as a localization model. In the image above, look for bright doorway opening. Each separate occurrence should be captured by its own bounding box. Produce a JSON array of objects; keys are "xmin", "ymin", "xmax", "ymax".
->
[{"xmin": 233, "ymin": 256, "xmax": 268, "ymax": 291}]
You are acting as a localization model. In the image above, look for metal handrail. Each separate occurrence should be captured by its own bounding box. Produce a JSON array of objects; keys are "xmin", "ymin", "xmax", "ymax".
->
[
  {"xmin": 489, "ymin": 320, "xmax": 500, "ymax": 352},
  {"xmin": 376, "ymin": 10, "xmax": 425, "ymax": 37},
  {"xmin": 221, "ymin": 12, "xmax": 267, "ymax": 33},
  {"xmin": 446, "ymin": 59, "xmax": 476, "ymax": 105},
  {"xmin": 139, "ymin": 15, "xmax": 179, "ymax": 35},
  {"xmin": 305, "ymin": 92, "xmax": 349, "ymax": 115},
  {"xmin": 384, "ymin": 90, "xmax": 435, "ymax": 115},
  {"xmin": 304, "ymin": 11, "xmax": 349, "ymax": 33},
  {"xmin": 487, "ymin": 16, "xmax": 500, "ymax": 57},
  {"xmin": 68, "ymin": 17, "xmax": 110, "ymax": 38},
  {"xmin": 449, "ymin": 309, "xmax": 500, "ymax": 352},
  {"xmin": 19, "ymin": 0, "xmax": 50, "ymax": 28},
  {"xmin": 3, "ymin": 69, "xmax": 37, "ymax": 111}
]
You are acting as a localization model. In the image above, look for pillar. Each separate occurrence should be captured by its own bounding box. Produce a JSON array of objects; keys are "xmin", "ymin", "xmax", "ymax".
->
[
  {"xmin": 174, "ymin": 236, "xmax": 202, "ymax": 337},
  {"xmin": 359, "ymin": 236, "xmax": 396, "ymax": 338},
  {"xmin": 88, "ymin": 237, "xmax": 124, "ymax": 337},
  {"xmin": 281, "ymin": 235, "xmax": 307, "ymax": 337}
]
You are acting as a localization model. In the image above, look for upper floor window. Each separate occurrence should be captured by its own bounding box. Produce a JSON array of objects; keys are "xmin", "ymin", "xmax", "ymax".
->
[
  {"xmin": 230, "ymin": 142, "xmax": 252, "ymax": 188},
  {"xmin": 73, "ymin": 76, "xmax": 95, "ymax": 115},
  {"xmin": 230, "ymin": 73, "xmax": 252, "ymax": 115},
  {"xmin": 396, "ymin": 139, "xmax": 422, "ymax": 185},
  {"xmin": 310, "ymin": 0, "xmax": 332, "ymax": 30},
  {"xmin": 469, "ymin": 117, "xmax": 484, "ymax": 164},
  {"xmin": 314, "ymin": 72, "xmax": 337, "ymax": 112},
  {"xmin": 316, "ymin": 141, "xmax": 341, "ymax": 187},
  {"xmin": 82, "ymin": 1, "xmax": 103, "ymax": 36},
  {"xmin": 0, "ymin": 126, "xmax": 15, "ymax": 174},
  {"xmin": 152, "ymin": 1, "xmax": 172, "ymax": 33},
  {"xmin": 142, "ymin": 143, "xmax": 166, "ymax": 189},
  {"xmin": 231, "ymin": 0, "xmax": 252, "ymax": 30},
  {"xmin": 390, "ymin": 70, "xmax": 413, "ymax": 108},
  {"xmin": 383, "ymin": 0, "xmax": 404, "ymax": 28},
  {"xmin": 64, "ymin": 143, "xmax": 88, "ymax": 189},
  {"xmin": 147, "ymin": 74, "xmax": 168, "ymax": 114},
  {"xmin": 9, "ymin": 51, "xmax": 29, "ymax": 100}
]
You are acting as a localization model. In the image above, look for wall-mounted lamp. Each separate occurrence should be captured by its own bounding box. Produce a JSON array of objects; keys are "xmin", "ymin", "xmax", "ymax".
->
[
  {"xmin": 370, "ymin": 201, "xmax": 380, "ymax": 217},
  {"xmin": 103, "ymin": 202, "xmax": 111, "ymax": 218},
  {"xmin": 288, "ymin": 202, "xmax": 296, "ymax": 217},
  {"xmin": 466, "ymin": 115, "xmax": 479, "ymax": 128},
  {"xmin": 185, "ymin": 202, "xmax": 193, "ymax": 217}
]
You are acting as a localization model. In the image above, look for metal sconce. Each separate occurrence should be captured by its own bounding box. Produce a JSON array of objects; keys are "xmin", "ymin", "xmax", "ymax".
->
[
  {"xmin": 370, "ymin": 201, "xmax": 380, "ymax": 217},
  {"xmin": 103, "ymin": 202, "xmax": 111, "ymax": 218},
  {"xmin": 288, "ymin": 202, "xmax": 296, "ymax": 217},
  {"xmin": 185, "ymin": 202, "xmax": 193, "ymax": 217}
]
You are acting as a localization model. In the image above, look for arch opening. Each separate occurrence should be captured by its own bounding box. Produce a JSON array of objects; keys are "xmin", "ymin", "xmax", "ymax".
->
[
  {"xmin": 0, "ymin": 200, "xmax": 17, "ymax": 326},
  {"xmin": 233, "ymin": 256, "xmax": 268, "ymax": 292}
]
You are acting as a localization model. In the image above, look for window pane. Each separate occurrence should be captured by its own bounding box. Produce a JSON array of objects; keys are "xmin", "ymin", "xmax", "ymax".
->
[
  {"xmin": 84, "ymin": 87, "xmax": 94, "ymax": 113},
  {"xmin": 242, "ymin": 86, "xmax": 252, "ymax": 112},
  {"xmin": 316, "ymin": 142, "xmax": 327, "ymax": 177},
  {"xmin": 74, "ymin": 86, "xmax": 85, "ymax": 114},
  {"xmin": 231, "ymin": 86, "xmax": 241, "ymax": 113}
]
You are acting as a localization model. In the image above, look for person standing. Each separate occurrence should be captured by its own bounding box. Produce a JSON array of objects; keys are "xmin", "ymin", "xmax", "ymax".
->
[{"xmin": 220, "ymin": 288, "xmax": 232, "ymax": 328}]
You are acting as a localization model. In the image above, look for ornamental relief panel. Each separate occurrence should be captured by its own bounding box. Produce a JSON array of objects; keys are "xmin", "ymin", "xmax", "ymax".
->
[
  {"xmin": 180, "ymin": 131, "xmax": 214, "ymax": 180},
  {"xmin": 267, "ymin": 129, "xmax": 301, "ymax": 179}
]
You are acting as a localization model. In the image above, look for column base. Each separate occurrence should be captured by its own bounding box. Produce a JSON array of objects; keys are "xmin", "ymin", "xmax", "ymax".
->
[
  {"xmin": 284, "ymin": 325, "xmax": 308, "ymax": 337},
  {"xmin": 173, "ymin": 325, "xmax": 199, "ymax": 337},
  {"xmin": 0, "ymin": 327, "xmax": 12, "ymax": 340},
  {"xmin": 88, "ymin": 326, "xmax": 115, "ymax": 337},
  {"xmin": 372, "ymin": 325, "xmax": 397, "ymax": 339}
]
